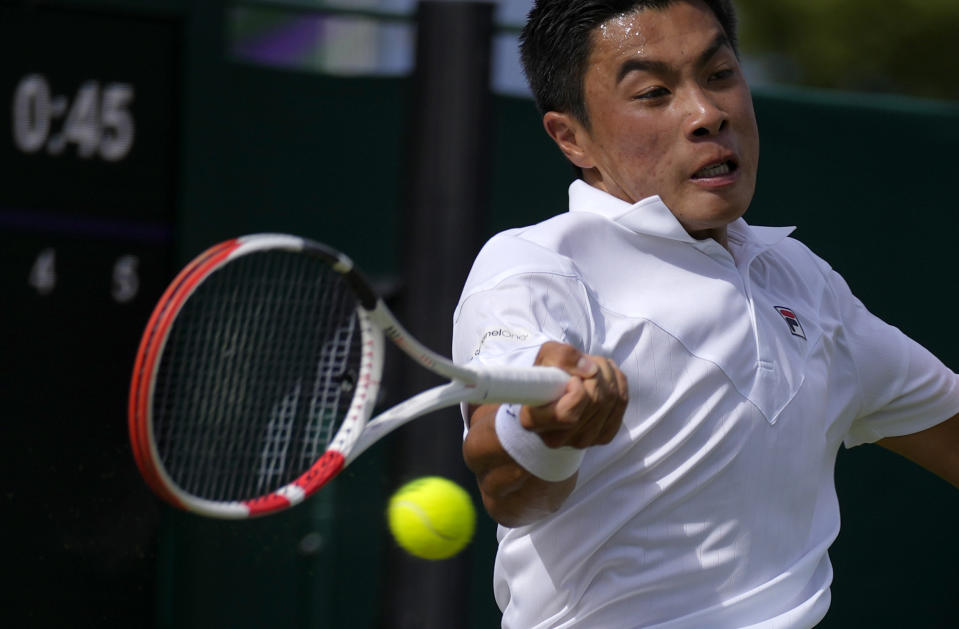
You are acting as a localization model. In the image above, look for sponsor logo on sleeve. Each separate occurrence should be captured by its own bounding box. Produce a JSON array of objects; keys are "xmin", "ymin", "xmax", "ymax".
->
[{"xmin": 473, "ymin": 327, "xmax": 530, "ymax": 356}]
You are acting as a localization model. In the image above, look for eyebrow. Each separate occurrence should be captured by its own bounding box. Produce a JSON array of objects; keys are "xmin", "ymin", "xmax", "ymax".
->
[{"xmin": 615, "ymin": 32, "xmax": 730, "ymax": 84}]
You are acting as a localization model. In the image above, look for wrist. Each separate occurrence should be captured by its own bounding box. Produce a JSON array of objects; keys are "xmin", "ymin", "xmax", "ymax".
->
[{"xmin": 494, "ymin": 403, "xmax": 584, "ymax": 482}]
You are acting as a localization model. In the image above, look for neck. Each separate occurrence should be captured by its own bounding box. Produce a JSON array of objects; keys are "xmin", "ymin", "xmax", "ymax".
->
[
  {"xmin": 686, "ymin": 225, "xmax": 730, "ymax": 250},
  {"xmin": 582, "ymin": 172, "xmax": 732, "ymax": 251}
]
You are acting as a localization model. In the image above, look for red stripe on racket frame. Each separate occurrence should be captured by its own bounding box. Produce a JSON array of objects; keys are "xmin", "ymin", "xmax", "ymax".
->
[
  {"xmin": 244, "ymin": 451, "xmax": 347, "ymax": 517},
  {"xmin": 128, "ymin": 238, "xmax": 241, "ymax": 509}
]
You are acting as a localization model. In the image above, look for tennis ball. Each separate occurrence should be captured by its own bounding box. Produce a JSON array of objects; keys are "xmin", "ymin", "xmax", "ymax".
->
[{"xmin": 387, "ymin": 476, "xmax": 476, "ymax": 560}]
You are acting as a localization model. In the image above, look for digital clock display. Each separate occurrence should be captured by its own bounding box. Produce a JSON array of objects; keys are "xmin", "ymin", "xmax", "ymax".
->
[
  {"xmin": 0, "ymin": 5, "xmax": 181, "ymax": 626},
  {"xmin": 12, "ymin": 74, "xmax": 136, "ymax": 161},
  {"xmin": 1, "ymin": 5, "xmax": 179, "ymax": 220}
]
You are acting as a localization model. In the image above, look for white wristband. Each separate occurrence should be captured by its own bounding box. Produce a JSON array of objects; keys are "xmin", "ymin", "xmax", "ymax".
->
[{"xmin": 494, "ymin": 404, "xmax": 584, "ymax": 482}]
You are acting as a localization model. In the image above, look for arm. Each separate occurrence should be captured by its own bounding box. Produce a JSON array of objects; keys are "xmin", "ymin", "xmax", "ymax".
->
[
  {"xmin": 462, "ymin": 342, "xmax": 628, "ymax": 527},
  {"xmin": 877, "ymin": 413, "xmax": 959, "ymax": 488}
]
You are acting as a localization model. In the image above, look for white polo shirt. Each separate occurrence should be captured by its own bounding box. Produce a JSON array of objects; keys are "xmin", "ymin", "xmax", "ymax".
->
[{"xmin": 452, "ymin": 180, "xmax": 959, "ymax": 629}]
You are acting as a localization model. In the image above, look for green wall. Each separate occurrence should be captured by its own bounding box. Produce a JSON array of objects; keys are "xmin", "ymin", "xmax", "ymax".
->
[
  {"xmin": 171, "ymin": 53, "xmax": 959, "ymax": 629},
  {"xmin": 9, "ymin": 1, "xmax": 956, "ymax": 626},
  {"xmin": 488, "ymin": 85, "xmax": 959, "ymax": 627}
]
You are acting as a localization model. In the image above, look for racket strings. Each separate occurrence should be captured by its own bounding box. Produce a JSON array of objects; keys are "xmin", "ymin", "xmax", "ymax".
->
[
  {"xmin": 303, "ymin": 283, "xmax": 356, "ymax": 463},
  {"xmin": 152, "ymin": 250, "xmax": 363, "ymax": 502}
]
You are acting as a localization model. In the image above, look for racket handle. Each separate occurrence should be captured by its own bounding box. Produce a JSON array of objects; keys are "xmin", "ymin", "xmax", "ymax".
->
[{"xmin": 469, "ymin": 365, "xmax": 570, "ymax": 406}]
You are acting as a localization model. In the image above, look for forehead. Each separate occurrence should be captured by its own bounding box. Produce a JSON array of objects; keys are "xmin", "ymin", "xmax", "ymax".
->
[{"xmin": 589, "ymin": 1, "xmax": 725, "ymax": 67}]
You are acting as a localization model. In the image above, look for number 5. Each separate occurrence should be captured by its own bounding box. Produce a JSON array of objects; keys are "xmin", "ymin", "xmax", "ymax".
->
[
  {"xmin": 112, "ymin": 255, "xmax": 140, "ymax": 303},
  {"xmin": 100, "ymin": 84, "xmax": 135, "ymax": 162}
]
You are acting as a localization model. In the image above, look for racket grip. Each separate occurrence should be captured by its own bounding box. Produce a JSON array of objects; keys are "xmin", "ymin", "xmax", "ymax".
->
[{"xmin": 469, "ymin": 365, "xmax": 570, "ymax": 406}]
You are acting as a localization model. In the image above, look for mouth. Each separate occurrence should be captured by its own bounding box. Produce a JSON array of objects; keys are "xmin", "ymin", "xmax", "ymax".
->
[{"xmin": 691, "ymin": 159, "xmax": 738, "ymax": 180}]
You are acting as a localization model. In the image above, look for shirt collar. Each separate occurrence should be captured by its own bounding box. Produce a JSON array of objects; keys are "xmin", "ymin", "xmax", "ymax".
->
[{"xmin": 567, "ymin": 179, "xmax": 795, "ymax": 256}]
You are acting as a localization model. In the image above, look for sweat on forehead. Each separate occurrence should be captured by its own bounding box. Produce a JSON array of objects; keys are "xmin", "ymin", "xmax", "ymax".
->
[
  {"xmin": 593, "ymin": 1, "xmax": 732, "ymax": 54},
  {"xmin": 520, "ymin": 0, "xmax": 738, "ymax": 121}
]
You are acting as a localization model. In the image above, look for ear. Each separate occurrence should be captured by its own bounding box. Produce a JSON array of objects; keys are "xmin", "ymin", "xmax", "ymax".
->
[{"xmin": 543, "ymin": 111, "xmax": 595, "ymax": 170}]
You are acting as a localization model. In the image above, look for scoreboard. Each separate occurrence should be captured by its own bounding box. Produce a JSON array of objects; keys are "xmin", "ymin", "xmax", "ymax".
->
[{"xmin": 0, "ymin": 5, "xmax": 180, "ymax": 625}]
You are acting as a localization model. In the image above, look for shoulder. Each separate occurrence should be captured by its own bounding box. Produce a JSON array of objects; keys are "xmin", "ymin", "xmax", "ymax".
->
[
  {"xmin": 758, "ymin": 233, "xmax": 836, "ymax": 295},
  {"xmin": 762, "ymin": 234, "xmax": 883, "ymax": 348},
  {"xmin": 776, "ymin": 236, "xmax": 832, "ymax": 272},
  {"xmin": 772, "ymin": 236, "xmax": 854, "ymax": 304},
  {"xmin": 462, "ymin": 211, "xmax": 614, "ymax": 296},
  {"xmin": 453, "ymin": 215, "xmax": 605, "ymax": 364}
]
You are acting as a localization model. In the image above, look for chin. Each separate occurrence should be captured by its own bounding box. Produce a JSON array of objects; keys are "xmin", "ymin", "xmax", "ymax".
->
[
  {"xmin": 704, "ymin": 190, "xmax": 752, "ymax": 222},
  {"xmin": 684, "ymin": 199, "xmax": 749, "ymax": 228}
]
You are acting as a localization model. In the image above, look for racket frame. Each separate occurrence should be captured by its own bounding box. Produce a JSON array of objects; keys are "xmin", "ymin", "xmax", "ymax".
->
[{"xmin": 129, "ymin": 234, "xmax": 568, "ymax": 519}]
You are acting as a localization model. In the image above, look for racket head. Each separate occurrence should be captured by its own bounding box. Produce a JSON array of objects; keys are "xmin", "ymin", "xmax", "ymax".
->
[{"xmin": 129, "ymin": 234, "xmax": 383, "ymax": 518}]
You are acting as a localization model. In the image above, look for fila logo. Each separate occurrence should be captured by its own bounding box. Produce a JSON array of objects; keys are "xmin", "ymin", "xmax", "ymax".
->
[{"xmin": 774, "ymin": 306, "xmax": 806, "ymax": 340}]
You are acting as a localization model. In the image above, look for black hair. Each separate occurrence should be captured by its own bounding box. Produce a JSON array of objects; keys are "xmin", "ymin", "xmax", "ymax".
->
[{"xmin": 520, "ymin": 0, "xmax": 739, "ymax": 126}]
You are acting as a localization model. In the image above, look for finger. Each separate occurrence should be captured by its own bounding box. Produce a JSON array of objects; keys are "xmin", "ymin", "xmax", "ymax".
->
[
  {"xmin": 594, "ymin": 366, "xmax": 629, "ymax": 444},
  {"xmin": 528, "ymin": 378, "xmax": 595, "ymax": 449},
  {"xmin": 529, "ymin": 355, "xmax": 614, "ymax": 447},
  {"xmin": 567, "ymin": 358, "xmax": 626, "ymax": 448},
  {"xmin": 580, "ymin": 357, "xmax": 618, "ymax": 418},
  {"xmin": 525, "ymin": 376, "xmax": 588, "ymax": 432},
  {"xmin": 523, "ymin": 347, "xmax": 628, "ymax": 448},
  {"xmin": 594, "ymin": 391, "xmax": 627, "ymax": 445},
  {"xmin": 534, "ymin": 341, "xmax": 598, "ymax": 379},
  {"xmin": 538, "ymin": 380, "xmax": 592, "ymax": 448},
  {"xmin": 531, "ymin": 367, "xmax": 626, "ymax": 449}
]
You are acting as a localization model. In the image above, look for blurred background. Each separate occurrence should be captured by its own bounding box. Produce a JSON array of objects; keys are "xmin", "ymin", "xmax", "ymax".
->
[{"xmin": 1, "ymin": 0, "xmax": 957, "ymax": 627}]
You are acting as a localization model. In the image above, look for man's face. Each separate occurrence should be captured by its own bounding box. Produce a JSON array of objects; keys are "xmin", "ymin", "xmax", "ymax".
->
[{"xmin": 546, "ymin": 0, "xmax": 759, "ymax": 243}]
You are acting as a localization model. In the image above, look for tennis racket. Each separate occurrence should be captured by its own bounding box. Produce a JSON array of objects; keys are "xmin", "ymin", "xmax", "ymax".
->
[{"xmin": 128, "ymin": 234, "xmax": 568, "ymax": 519}]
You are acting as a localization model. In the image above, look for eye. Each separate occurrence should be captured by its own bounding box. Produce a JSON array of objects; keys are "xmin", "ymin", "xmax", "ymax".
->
[
  {"xmin": 709, "ymin": 67, "xmax": 736, "ymax": 83},
  {"xmin": 634, "ymin": 86, "xmax": 670, "ymax": 101}
]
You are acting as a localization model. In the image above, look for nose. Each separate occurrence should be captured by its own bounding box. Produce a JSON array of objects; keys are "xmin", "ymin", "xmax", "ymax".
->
[{"xmin": 685, "ymin": 88, "xmax": 727, "ymax": 138}]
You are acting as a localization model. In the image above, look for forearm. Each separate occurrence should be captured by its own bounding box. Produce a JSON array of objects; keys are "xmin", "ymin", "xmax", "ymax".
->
[
  {"xmin": 461, "ymin": 342, "xmax": 628, "ymax": 526},
  {"xmin": 878, "ymin": 413, "xmax": 959, "ymax": 489},
  {"xmin": 463, "ymin": 404, "xmax": 577, "ymax": 527}
]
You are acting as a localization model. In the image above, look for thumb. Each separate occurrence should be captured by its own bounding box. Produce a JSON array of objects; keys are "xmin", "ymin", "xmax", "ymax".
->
[
  {"xmin": 535, "ymin": 341, "xmax": 598, "ymax": 378},
  {"xmin": 573, "ymin": 354, "xmax": 599, "ymax": 378}
]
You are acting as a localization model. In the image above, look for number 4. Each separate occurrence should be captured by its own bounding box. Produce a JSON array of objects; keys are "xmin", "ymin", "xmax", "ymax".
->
[{"xmin": 28, "ymin": 248, "xmax": 56, "ymax": 295}]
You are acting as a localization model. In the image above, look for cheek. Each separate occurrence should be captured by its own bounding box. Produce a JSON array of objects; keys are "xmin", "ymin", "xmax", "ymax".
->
[
  {"xmin": 621, "ymin": 129, "xmax": 672, "ymax": 177},
  {"xmin": 612, "ymin": 132, "xmax": 682, "ymax": 202},
  {"xmin": 643, "ymin": 147, "xmax": 685, "ymax": 196},
  {"xmin": 734, "ymin": 102, "xmax": 761, "ymax": 160}
]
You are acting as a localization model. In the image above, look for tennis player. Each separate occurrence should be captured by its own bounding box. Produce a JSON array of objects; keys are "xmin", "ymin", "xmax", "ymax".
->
[{"xmin": 452, "ymin": 1, "xmax": 959, "ymax": 627}]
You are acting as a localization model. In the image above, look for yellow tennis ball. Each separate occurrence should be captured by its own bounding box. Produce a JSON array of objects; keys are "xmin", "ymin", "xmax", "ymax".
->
[{"xmin": 387, "ymin": 476, "xmax": 476, "ymax": 560}]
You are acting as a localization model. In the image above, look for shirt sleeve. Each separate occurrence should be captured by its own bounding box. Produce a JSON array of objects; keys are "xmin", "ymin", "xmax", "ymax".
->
[
  {"xmin": 829, "ymin": 269, "xmax": 959, "ymax": 447},
  {"xmin": 451, "ymin": 234, "xmax": 595, "ymax": 430},
  {"xmin": 452, "ymin": 232, "xmax": 594, "ymax": 369},
  {"xmin": 452, "ymin": 271, "xmax": 593, "ymax": 369}
]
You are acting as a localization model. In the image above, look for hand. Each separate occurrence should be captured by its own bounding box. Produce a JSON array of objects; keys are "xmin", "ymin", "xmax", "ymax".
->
[{"xmin": 522, "ymin": 342, "xmax": 628, "ymax": 449}]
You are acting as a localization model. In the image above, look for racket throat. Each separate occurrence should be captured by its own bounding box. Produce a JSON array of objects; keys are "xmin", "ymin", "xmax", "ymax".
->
[{"xmin": 346, "ymin": 381, "xmax": 474, "ymax": 463}]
